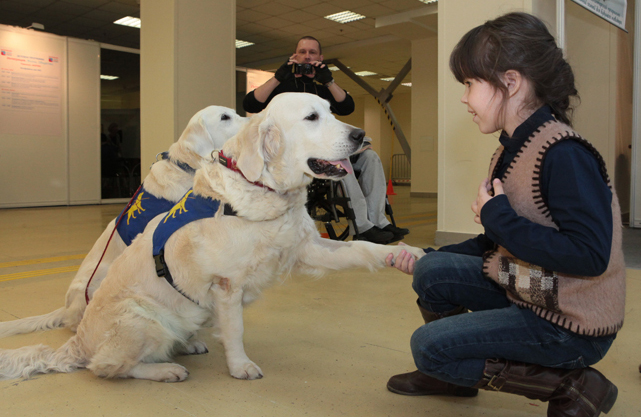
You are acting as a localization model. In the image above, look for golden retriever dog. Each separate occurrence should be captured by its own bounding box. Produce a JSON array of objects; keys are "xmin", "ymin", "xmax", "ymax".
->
[
  {"xmin": 0, "ymin": 106, "xmax": 246, "ymax": 337},
  {"xmin": 0, "ymin": 93, "xmax": 424, "ymax": 382}
]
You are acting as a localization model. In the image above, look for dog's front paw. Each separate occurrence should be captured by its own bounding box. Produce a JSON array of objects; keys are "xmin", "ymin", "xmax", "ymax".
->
[
  {"xmin": 180, "ymin": 339, "xmax": 209, "ymax": 355},
  {"xmin": 404, "ymin": 245, "xmax": 426, "ymax": 260},
  {"xmin": 230, "ymin": 361, "xmax": 264, "ymax": 380}
]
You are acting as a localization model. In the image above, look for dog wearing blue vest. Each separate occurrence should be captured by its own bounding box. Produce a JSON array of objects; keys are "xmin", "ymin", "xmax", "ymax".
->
[
  {"xmin": 0, "ymin": 106, "xmax": 246, "ymax": 339},
  {"xmin": 0, "ymin": 93, "xmax": 425, "ymax": 382}
]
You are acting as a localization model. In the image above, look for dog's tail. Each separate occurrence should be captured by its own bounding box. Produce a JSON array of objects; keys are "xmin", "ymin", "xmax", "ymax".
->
[
  {"xmin": 0, "ymin": 307, "xmax": 66, "ymax": 339},
  {"xmin": 0, "ymin": 337, "xmax": 86, "ymax": 380}
]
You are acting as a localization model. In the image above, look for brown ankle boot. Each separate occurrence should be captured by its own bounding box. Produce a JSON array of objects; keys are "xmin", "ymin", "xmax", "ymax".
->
[
  {"xmin": 387, "ymin": 302, "xmax": 475, "ymax": 396},
  {"xmin": 473, "ymin": 359, "xmax": 618, "ymax": 417}
]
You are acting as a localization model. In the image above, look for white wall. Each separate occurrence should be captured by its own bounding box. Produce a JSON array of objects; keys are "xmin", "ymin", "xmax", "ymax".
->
[{"xmin": 0, "ymin": 25, "xmax": 100, "ymax": 208}]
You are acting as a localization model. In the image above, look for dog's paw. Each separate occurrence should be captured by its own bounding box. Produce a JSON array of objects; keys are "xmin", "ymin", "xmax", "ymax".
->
[
  {"xmin": 180, "ymin": 339, "xmax": 209, "ymax": 355},
  {"xmin": 404, "ymin": 245, "xmax": 426, "ymax": 260},
  {"xmin": 124, "ymin": 362, "xmax": 190, "ymax": 382},
  {"xmin": 160, "ymin": 364, "xmax": 190, "ymax": 382},
  {"xmin": 230, "ymin": 361, "xmax": 263, "ymax": 380}
]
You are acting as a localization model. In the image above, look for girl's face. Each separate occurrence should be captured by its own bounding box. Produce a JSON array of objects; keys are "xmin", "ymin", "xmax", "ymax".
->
[{"xmin": 460, "ymin": 78, "xmax": 503, "ymax": 134}]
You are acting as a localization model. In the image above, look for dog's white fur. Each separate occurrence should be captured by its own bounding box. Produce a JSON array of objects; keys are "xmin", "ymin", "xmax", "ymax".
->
[
  {"xmin": 0, "ymin": 93, "xmax": 424, "ymax": 382},
  {"xmin": 0, "ymin": 106, "xmax": 246, "ymax": 337}
]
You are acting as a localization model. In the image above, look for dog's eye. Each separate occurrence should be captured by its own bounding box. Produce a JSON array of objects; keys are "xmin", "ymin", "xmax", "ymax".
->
[
  {"xmin": 305, "ymin": 113, "xmax": 318, "ymax": 121},
  {"xmin": 221, "ymin": 114, "xmax": 231, "ymax": 121}
]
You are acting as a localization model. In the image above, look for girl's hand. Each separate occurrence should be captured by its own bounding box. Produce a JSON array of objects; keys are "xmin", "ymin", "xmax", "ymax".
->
[
  {"xmin": 472, "ymin": 178, "xmax": 504, "ymax": 224},
  {"xmin": 385, "ymin": 242, "xmax": 415, "ymax": 275}
]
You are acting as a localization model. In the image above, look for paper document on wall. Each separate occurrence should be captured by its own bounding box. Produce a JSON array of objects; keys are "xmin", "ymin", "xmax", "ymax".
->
[
  {"xmin": 571, "ymin": 0, "xmax": 627, "ymax": 32},
  {"xmin": 0, "ymin": 47, "xmax": 62, "ymax": 136}
]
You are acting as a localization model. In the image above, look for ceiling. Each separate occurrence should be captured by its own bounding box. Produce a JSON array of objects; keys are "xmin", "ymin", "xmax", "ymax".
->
[{"xmin": 0, "ymin": 0, "xmax": 438, "ymax": 97}]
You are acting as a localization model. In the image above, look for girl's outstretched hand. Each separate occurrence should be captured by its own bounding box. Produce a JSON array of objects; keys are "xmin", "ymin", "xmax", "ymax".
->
[
  {"xmin": 386, "ymin": 242, "xmax": 415, "ymax": 275},
  {"xmin": 472, "ymin": 178, "xmax": 504, "ymax": 224}
]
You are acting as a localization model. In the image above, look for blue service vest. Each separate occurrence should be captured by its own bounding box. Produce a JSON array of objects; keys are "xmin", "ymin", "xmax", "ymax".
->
[
  {"xmin": 116, "ymin": 186, "xmax": 176, "ymax": 246},
  {"xmin": 152, "ymin": 189, "xmax": 223, "ymax": 257}
]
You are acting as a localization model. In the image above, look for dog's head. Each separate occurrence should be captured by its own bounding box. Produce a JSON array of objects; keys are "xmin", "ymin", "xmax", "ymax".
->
[
  {"xmin": 228, "ymin": 93, "xmax": 364, "ymax": 191},
  {"xmin": 178, "ymin": 106, "xmax": 247, "ymax": 159}
]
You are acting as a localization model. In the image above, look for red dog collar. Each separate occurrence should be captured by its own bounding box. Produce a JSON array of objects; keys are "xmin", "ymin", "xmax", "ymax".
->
[{"xmin": 217, "ymin": 150, "xmax": 275, "ymax": 192}]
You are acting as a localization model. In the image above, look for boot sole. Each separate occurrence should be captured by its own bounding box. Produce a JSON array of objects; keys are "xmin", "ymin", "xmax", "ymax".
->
[{"xmin": 386, "ymin": 383, "xmax": 479, "ymax": 397}]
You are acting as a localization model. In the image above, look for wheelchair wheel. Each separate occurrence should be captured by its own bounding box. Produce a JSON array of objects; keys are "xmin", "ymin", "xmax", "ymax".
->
[{"xmin": 306, "ymin": 179, "xmax": 357, "ymax": 241}]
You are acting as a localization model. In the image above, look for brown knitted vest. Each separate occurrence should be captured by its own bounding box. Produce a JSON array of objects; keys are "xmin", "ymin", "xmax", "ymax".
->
[{"xmin": 483, "ymin": 120, "xmax": 625, "ymax": 336}]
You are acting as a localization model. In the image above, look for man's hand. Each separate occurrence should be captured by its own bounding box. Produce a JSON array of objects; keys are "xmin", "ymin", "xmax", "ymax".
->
[
  {"xmin": 385, "ymin": 242, "xmax": 415, "ymax": 275},
  {"xmin": 274, "ymin": 59, "xmax": 294, "ymax": 83},
  {"xmin": 472, "ymin": 178, "xmax": 504, "ymax": 224},
  {"xmin": 313, "ymin": 62, "xmax": 333, "ymax": 85}
]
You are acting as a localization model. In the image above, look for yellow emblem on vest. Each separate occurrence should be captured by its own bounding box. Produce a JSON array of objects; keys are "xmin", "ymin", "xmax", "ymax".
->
[
  {"xmin": 164, "ymin": 190, "xmax": 192, "ymax": 223},
  {"xmin": 126, "ymin": 191, "xmax": 147, "ymax": 225}
]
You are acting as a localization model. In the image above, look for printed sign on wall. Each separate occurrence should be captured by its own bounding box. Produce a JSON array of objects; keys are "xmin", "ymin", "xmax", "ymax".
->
[
  {"xmin": 0, "ymin": 47, "xmax": 62, "ymax": 136},
  {"xmin": 571, "ymin": 0, "xmax": 627, "ymax": 31}
]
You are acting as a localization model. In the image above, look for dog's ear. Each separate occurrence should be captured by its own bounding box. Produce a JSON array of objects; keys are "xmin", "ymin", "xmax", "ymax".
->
[
  {"xmin": 178, "ymin": 114, "xmax": 214, "ymax": 158},
  {"xmin": 258, "ymin": 116, "xmax": 281, "ymax": 163},
  {"xmin": 236, "ymin": 115, "xmax": 281, "ymax": 182}
]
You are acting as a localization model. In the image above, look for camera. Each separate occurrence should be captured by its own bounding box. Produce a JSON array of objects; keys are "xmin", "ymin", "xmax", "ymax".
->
[{"xmin": 293, "ymin": 63, "xmax": 315, "ymax": 75}]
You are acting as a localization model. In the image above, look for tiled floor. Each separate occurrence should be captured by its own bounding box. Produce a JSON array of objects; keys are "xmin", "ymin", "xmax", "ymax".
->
[{"xmin": 0, "ymin": 187, "xmax": 639, "ymax": 417}]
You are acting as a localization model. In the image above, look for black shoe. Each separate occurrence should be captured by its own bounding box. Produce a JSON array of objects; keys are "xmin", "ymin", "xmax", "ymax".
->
[
  {"xmin": 358, "ymin": 227, "xmax": 394, "ymax": 243},
  {"xmin": 383, "ymin": 224, "xmax": 409, "ymax": 236}
]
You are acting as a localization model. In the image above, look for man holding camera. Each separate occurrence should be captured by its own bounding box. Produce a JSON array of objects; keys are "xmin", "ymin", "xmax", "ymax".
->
[{"xmin": 243, "ymin": 36, "xmax": 409, "ymax": 244}]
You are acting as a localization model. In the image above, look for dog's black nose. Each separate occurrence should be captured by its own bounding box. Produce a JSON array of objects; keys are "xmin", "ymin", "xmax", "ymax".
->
[{"xmin": 349, "ymin": 128, "xmax": 365, "ymax": 144}]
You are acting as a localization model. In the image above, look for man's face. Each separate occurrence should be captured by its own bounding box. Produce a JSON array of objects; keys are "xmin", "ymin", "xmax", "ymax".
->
[{"xmin": 294, "ymin": 39, "xmax": 323, "ymax": 63}]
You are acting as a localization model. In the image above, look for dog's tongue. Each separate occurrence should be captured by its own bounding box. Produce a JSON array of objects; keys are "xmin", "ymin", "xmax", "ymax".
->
[{"xmin": 329, "ymin": 158, "xmax": 353, "ymax": 174}]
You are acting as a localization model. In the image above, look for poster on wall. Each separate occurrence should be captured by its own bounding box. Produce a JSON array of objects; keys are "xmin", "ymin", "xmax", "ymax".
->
[
  {"xmin": 245, "ymin": 69, "xmax": 274, "ymax": 115},
  {"xmin": 571, "ymin": 0, "xmax": 627, "ymax": 31},
  {"xmin": 0, "ymin": 47, "xmax": 62, "ymax": 136}
]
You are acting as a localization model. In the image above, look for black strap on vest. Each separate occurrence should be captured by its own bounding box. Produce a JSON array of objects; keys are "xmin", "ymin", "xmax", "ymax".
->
[{"xmin": 153, "ymin": 203, "xmax": 236, "ymax": 305}]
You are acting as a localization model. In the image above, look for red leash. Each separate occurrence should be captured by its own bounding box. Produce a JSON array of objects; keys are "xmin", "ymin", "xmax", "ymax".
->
[{"xmin": 84, "ymin": 185, "xmax": 142, "ymax": 304}]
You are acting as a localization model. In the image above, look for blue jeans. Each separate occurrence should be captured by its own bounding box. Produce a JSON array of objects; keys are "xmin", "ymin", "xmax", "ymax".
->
[{"xmin": 410, "ymin": 252, "xmax": 616, "ymax": 387}]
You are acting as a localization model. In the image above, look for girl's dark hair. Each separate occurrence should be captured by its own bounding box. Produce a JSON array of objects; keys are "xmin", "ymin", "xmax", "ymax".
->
[{"xmin": 449, "ymin": 12, "xmax": 578, "ymax": 126}]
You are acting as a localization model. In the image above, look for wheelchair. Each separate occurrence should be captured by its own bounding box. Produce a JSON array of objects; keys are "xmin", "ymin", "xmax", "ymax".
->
[{"xmin": 306, "ymin": 176, "xmax": 397, "ymax": 242}]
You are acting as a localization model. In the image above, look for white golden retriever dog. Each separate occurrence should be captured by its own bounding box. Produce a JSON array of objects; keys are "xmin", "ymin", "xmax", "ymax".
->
[
  {"xmin": 0, "ymin": 93, "xmax": 424, "ymax": 382},
  {"xmin": 0, "ymin": 106, "xmax": 246, "ymax": 337}
]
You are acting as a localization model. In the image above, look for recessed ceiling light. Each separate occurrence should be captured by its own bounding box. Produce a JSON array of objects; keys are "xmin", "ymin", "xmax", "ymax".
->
[
  {"xmin": 380, "ymin": 77, "xmax": 395, "ymax": 82},
  {"xmin": 418, "ymin": 0, "xmax": 438, "ymax": 4},
  {"xmin": 114, "ymin": 16, "xmax": 141, "ymax": 28},
  {"xmin": 235, "ymin": 40, "xmax": 254, "ymax": 49},
  {"xmin": 355, "ymin": 71, "xmax": 377, "ymax": 77},
  {"xmin": 402, "ymin": 82, "xmax": 412, "ymax": 87},
  {"xmin": 100, "ymin": 75, "xmax": 119, "ymax": 80},
  {"xmin": 328, "ymin": 65, "xmax": 340, "ymax": 71},
  {"xmin": 324, "ymin": 11, "xmax": 366, "ymax": 24}
]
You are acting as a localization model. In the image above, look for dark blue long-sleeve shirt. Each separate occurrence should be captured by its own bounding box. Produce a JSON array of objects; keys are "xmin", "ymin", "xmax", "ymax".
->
[{"xmin": 433, "ymin": 106, "xmax": 613, "ymax": 277}]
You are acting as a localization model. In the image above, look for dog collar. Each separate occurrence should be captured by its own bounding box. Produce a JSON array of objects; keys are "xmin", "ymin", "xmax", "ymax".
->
[
  {"xmin": 158, "ymin": 151, "xmax": 196, "ymax": 175},
  {"xmin": 217, "ymin": 150, "xmax": 275, "ymax": 192}
]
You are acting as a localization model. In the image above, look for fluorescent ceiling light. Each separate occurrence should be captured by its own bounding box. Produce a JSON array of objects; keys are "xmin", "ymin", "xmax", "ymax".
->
[
  {"xmin": 324, "ymin": 11, "xmax": 366, "ymax": 24},
  {"xmin": 236, "ymin": 40, "xmax": 254, "ymax": 49},
  {"xmin": 355, "ymin": 71, "xmax": 377, "ymax": 77},
  {"xmin": 402, "ymin": 82, "xmax": 412, "ymax": 87},
  {"xmin": 328, "ymin": 65, "xmax": 340, "ymax": 71},
  {"xmin": 100, "ymin": 75, "xmax": 119, "ymax": 80},
  {"xmin": 418, "ymin": 0, "xmax": 438, "ymax": 4},
  {"xmin": 380, "ymin": 77, "xmax": 395, "ymax": 81},
  {"xmin": 114, "ymin": 16, "xmax": 141, "ymax": 28}
]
